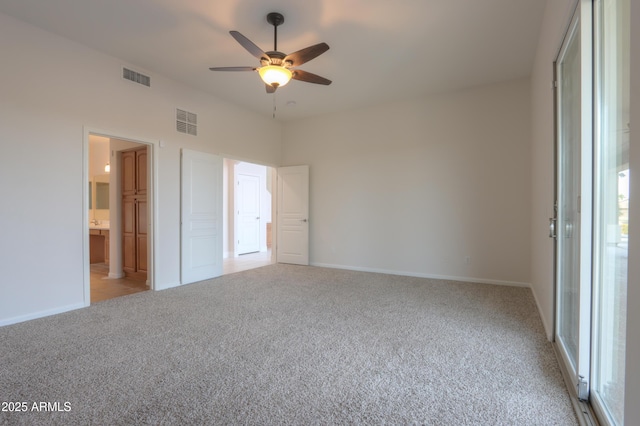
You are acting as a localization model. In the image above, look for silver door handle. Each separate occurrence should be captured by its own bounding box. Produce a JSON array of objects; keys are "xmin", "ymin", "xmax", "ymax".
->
[
  {"xmin": 549, "ymin": 218, "xmax": 557, "ymax": 239},
  {"xmin": 564, "ymin": 220, "xmax": 573, "ymax": 238},
  {"xmin": 256, "ymin": 217, "xmax": 260, "ymax": 220}
]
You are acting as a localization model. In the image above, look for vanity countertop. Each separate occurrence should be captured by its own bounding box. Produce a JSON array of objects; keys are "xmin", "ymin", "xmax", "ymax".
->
[{"xmin": 89, "ymin": 222, "xmax": 110, "ymax": 231}]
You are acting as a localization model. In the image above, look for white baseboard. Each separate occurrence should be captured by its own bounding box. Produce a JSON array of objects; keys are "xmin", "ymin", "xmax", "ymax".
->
[
  {"xmin": 310, "ymin": 262, "xmax": 531, "ymax": 288},
  {"xmin": 153, "ymin": 281, "xmax": 181, "ymax": 291},
  {"xmin": 530, "ymin": 284, "xmax": 554, "ymax": 341},
  {"xmin": 0, "ymin": 302, "xmax": 86, "ymax": 327}
]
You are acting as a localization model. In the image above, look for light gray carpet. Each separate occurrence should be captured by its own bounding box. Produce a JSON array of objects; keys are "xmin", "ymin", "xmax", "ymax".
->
[{"xmin": 1, "ymin": 264, "xmax": 577, "ymax": 425}]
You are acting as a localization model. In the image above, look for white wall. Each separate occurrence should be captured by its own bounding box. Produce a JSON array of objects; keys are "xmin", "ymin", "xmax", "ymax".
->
[
  {"xmin": 625, "ymin": 0, "xmax": 640, "ymax": 422},
  {"xmin": 0, "ymin": 12, "xmax": 281, "ymax": 325},
  {"xmin": 282, "ymin": 78, "xmax": 532, "ymax": 285},
  {"xmin": 529, "ymin": 0, "xmax": 576, "ymax": 339}
]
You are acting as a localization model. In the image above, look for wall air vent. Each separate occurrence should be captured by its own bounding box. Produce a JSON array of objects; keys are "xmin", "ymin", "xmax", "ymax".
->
[
  {"xmin": 177, "ymin": 109, "xmax": 197, "ymax": 136},
  {"xmin": 122, "ymin": 67, "xmax": 151, "ymax": 87}
]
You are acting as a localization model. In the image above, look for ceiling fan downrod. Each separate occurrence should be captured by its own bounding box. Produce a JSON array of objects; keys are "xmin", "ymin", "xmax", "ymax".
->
[{"xmin": 266, "ymin": 12, "xmax": 284, "ymax": 52}]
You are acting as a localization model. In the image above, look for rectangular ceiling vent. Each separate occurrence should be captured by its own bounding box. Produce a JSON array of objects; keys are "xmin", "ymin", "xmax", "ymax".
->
[
  {"xmin": 177, "ymin": 109, "xmax": 197, "ymax": 136},
  {"xmin": 122, "ymin": 67, "xmax": 151, "ymax": 87}
]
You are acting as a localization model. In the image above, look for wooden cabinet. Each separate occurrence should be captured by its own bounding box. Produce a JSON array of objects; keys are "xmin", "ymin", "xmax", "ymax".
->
[
  {"xmin": 89, "ymin": 229, "xmax": 109, "ymax": 264},
  {"xmin": 121, "ymin": 147, "xmax": 147, "ymax": 281},
  {"xmin": 104, "ymin": 229, "xmax": 109, "ymax": 265}
]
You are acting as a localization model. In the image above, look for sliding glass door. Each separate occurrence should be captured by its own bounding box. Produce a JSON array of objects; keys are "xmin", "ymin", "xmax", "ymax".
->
[
  {"xmin": 554, "ymin": 1, "xmax": 593, "ymax": 400},
  {"xmin": 553, "ymin": 1, "xmax": 630, "ymax": 425}
]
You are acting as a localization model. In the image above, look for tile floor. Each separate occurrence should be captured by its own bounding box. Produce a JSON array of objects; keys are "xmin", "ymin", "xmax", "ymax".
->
[
  {"xmin": 223, "ymin": 250, "xmax": 274, "ymax": 274},
  {"xmin": 90, "ymin": 263, "xmax": 148, "ymax": 303}
]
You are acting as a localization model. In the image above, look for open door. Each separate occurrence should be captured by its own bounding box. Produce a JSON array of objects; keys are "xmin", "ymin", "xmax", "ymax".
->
[
  {"xmin": 277, "ymin": 165, "xmax": 309, "ymax": 265},
  {"xmin": 181, "ymin": 149, "xmax": 223, "ymax": 284}
]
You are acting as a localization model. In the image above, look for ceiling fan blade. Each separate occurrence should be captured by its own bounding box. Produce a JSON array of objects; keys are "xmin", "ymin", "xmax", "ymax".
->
[
  {"xmin": 265, "ymin": 84, "xmax": 276, "ymax": 94},
  {"xmin": 284, "ymin": 43, "xmax": 329, "ymax": 67},
  {"xmin": 230, "ymin": 31, "xmax": 268, "ymax": 60},
  {"xmin": 291, "ymin": 69, "xmax": 332, "ymax": 85},
  {"xmin": 209, "ymin": 66, "xmax": 256, "ymax": 72}
]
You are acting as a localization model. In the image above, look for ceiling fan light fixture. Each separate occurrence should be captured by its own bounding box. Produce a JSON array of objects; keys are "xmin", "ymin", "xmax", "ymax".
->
[{"xmin": 259, "ymin": 65, "xmax": 292, "ymax": 88}]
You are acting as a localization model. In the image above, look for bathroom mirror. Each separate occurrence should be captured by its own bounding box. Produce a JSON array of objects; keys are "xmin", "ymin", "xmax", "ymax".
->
[
  {"xmin": 90, "ymin": 174, "xmax": 110, "ymax": 221},
  {"xmin": 96, "ymin": 182, "xmax": 109, "ymax": 209}
]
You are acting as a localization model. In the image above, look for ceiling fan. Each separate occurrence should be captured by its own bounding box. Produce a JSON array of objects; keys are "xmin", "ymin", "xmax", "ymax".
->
[{"xmin": 209, "ymin": 12, "xmax": 331, "ymax": 93}]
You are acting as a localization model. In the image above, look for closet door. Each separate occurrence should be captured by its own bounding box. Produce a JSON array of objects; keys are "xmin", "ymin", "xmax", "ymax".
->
[
  {"xmin": 122, "ymin": 197, "xmax": 137, "ymax": 274},
  {"xmin": 136, "ymin": 198, "xmax": 148, "ymax": 274},
  {"xmin": 136, "ymin": 149, "xmax": 147, "ymax": 196},
  {"xmin": 122, "ymin": 150, "xmax": 136, "ymax": 197},
  {"xmin": 180, "ymin": 149, "xmax": 223, "ymax": 284},
  {"xmin": 121, "ymin": 146, "xmax": 148, "ymax": 281}
]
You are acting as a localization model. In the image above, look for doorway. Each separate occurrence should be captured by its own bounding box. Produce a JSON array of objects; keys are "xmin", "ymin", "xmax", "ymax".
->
[
  {"xmin": 85, "ymin": 132, "xmax": 155, "ymax": 304},
  {"xmin": 223, "ymin": 159, "xmax": 276, "ymax": 274}
]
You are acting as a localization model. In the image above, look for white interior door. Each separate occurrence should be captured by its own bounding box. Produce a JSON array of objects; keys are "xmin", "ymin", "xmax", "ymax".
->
[
  {"xmin": 236, "ymin": 173, "xmax": 261, "ymax": 255},
  {"xmin": 181, "ymin": 149, "xmax": 222, "ymax": 284},
  {"xmin": 277, "ymin": 165, "xmax": 309, "ymax": 265}
]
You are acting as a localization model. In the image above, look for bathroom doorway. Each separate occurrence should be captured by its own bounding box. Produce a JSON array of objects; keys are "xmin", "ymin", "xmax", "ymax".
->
[{"xmin": 86, "ymin": 132, "xmax": 155, "ymax": 304}]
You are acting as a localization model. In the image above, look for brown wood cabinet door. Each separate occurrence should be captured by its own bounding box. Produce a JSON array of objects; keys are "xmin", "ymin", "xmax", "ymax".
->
[
  {"xmin": 121, "ymin": 146, "xmax": 148, "ymax": 281},
  {"xmin": 122, "ymin": 197, "xmax": 137, "ymax": 274},
  {"xmin": 136, "ymin": 149, "xmax": 147, "ymax": 196},
  {"xmin": 122, "ymin": 150, "xmax": 136, "ymax": 196},
  {"xmin": 104, "ymin": 230, "xmax": 110, "ymax": 265},
  {"xmin": 136, "ymin": 199, "xmax": 148, "ymax": 273}
]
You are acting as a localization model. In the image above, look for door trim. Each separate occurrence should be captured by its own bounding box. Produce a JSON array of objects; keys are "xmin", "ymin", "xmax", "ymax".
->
[{"xmin": 83, "ymin": 127, "xmax": 158, "ymax": 306}]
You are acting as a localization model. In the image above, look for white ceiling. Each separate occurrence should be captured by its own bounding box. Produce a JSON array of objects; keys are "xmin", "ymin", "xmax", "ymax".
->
[{"xmin": 0, "ymin": 0, "xmax": 546, "ymax": 122}]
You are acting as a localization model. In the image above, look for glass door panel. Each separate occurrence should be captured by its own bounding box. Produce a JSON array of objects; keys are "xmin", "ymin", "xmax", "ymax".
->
[
  {"xmin": 556, "ymin": 14, "xmax": 582, "ymax": 369},
  {"xmin": 554, "ymin": 1, "xmax": 593, "ymax": 400},
  {"xmin": 592, "ymin": 0, "xmax": 629, "ymax": 423}
]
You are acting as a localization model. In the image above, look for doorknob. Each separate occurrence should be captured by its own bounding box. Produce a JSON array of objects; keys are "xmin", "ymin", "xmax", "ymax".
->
[
  {"xmin": 301, "ymin": 219, "xmax": 308, "ymax": 222},
  {"xmin": 256, "ymin": 217, "xmax": 260, "ymax": 220},
  {"xmin": 549, "ymin": 218, "xmax": 557, "ymax": 239}
]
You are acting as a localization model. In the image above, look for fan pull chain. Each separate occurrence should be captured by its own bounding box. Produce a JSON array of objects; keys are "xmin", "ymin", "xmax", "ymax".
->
[{"xmin": 273, "ymin": 92, "xmax": 277, "ymax": 119}]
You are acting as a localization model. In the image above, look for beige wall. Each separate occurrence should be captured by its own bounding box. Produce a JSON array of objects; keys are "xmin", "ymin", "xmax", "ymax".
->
[{"xmin": 283, "ymin": 78, "xmax": 532, "ymax": 285}]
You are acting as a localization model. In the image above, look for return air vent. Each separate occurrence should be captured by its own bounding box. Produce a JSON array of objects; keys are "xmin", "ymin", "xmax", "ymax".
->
[
  {"xmin": 122, "ymin": 67, "xmax": 151, "ymax": 87},
  {"xmin": 177, "ymin": 109, "xmax": 197, "ymax": 136}
]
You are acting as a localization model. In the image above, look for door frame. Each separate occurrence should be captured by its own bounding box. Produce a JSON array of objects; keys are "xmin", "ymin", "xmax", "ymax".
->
[
  {"xmin": 222, "ymin": 156, "xmax": 277, "ymax": 266},
  {"xmin": 82, "ymin": 127, "xmax": 158, "ymax": 306}
]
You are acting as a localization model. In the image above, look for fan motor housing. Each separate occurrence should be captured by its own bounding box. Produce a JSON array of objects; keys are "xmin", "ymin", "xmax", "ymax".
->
[{"xmin": 264, "ymin": 51, "xmax": 288, "ymax": 67}]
